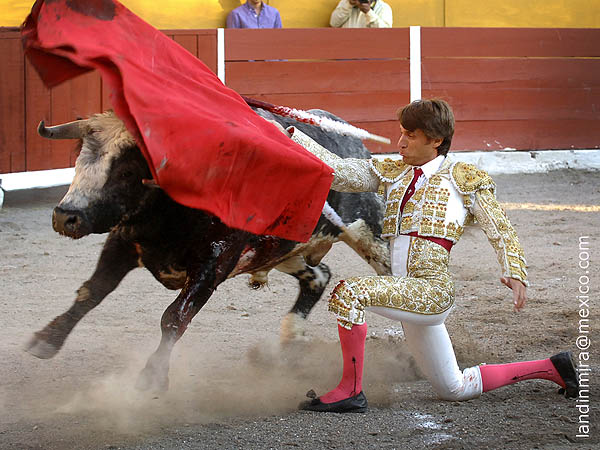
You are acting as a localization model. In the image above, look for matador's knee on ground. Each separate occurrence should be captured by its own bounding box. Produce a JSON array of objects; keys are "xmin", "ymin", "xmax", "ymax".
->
[{"xmin": 432, "ymin": 366, "xmax": 483, "ymax": 401}]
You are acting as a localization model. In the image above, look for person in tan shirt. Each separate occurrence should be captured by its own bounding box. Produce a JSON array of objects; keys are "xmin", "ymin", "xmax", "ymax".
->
[{"xmin": 330, "ymin": 0, "xmax": 393, "ymax": 28}]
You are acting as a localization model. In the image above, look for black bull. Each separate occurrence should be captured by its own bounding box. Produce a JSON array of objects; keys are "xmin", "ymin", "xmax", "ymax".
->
[{"xmin": 26, "ymin": 108, "xmax": 390, "ymax": 391}]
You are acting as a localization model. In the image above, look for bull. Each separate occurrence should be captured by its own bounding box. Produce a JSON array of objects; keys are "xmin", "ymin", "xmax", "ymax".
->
[{"xmin": 26, "ymin": 108, "xmax": 390, "ymax": 391}]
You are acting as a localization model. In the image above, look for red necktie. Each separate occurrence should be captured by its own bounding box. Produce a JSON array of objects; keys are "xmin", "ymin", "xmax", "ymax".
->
[
  {"xmin": 400, "ymin": 167, "xmax": 423, "ymax": 214},
  {"xmin": 400, "ymin": 166, "xmax": 454, "ymax": 252}
]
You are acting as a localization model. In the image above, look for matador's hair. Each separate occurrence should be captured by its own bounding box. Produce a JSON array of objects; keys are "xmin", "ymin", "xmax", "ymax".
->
[{"xmin": 397, "ymin": 98, "xmax": 455, "ymax": 156}]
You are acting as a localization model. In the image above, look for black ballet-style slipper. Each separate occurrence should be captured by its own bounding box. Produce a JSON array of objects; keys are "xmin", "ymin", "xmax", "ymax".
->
[
  {"xmin": 550, "ymin": 351, "xmax": 579, "ymax": 398},
  {"xmin": 299, "ymin": 390, "xmax": 368, "ymax": 413}
]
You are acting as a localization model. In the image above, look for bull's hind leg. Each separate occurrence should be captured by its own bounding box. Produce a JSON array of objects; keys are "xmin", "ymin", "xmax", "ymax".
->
[
  {"xmin": 136, "ymin": 233, "xmax": 248, "ymax": 392},
  {"xmin": 26, "ymin": 231, "xmax": 139, "ymax": 359},
  {"xmin": 275, "ymin": 255, "xmax": 331, "ymax": 342}
]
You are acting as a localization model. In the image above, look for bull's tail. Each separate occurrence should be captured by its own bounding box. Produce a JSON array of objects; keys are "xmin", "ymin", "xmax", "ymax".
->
[{"xmin": 322, "ymin": 202, "xmax": 391, "ymax": 276}]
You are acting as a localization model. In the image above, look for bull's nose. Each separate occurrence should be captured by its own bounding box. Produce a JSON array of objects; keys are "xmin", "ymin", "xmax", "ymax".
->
[{"xmin": 52, "ymin": 207, "xmax": 86, "ymax": 238}]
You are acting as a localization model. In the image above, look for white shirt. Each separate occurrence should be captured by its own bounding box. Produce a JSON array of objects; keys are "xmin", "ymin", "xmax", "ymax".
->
[{"xmin": 390, "ymin": 156, "xmax": 448, "ymax": 276}]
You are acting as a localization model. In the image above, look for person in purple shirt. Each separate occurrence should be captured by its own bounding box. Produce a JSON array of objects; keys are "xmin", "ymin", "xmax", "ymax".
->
[{"xmin": 226, "ymin": 0, "xmax": 283, "ymax": 29}]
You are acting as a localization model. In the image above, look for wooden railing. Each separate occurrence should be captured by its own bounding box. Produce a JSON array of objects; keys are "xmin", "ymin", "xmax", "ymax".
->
[{"xmin": 1, "ymin": 27, "xmax": 599, "ymax": 174}]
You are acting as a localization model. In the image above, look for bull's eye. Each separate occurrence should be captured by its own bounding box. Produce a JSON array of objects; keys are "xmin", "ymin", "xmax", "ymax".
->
[{"xmin": 122, "ymin": 170, "xmax": 134, "ymax": 179}]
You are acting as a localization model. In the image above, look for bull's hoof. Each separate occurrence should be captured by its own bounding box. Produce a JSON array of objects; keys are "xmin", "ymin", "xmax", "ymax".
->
[
  {"xmin": 135, "ymin": 366, "xmax": 169, "ymax": 393},
  {"xmin": 280, "ymin": 312, "xmax": 308, "ymax": 344},
  {"xmin": 248, "ymin": 271, "xmax": 269, "ymax": 290},
  {"xmin": 249, "ymin": 280, "xmax": 264, "ymax": 290},
  {"xmin": 25, "ymin": 334, "xmax": 60, "ymax": 359}
]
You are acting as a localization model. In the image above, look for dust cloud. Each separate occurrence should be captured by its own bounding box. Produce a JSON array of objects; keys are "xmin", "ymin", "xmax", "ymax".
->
[{"xmin": 26, "ymin": 336, "xmax": 423, "ymax": 437}]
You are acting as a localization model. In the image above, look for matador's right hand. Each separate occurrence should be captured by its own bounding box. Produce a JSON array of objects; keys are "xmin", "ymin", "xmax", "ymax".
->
[{"xmin": 501, "ymin": 277, "xmax": 527, "ymax": 312}]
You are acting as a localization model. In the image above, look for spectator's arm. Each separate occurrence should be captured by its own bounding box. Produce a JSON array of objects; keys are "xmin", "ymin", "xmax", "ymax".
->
[
  {"xmin": 365, "ymin": 2, "xmax": 393, "ymax": 28},
  {"xmin": 330, "ymin": 0, "xmax": 353, "ymax": 28}
]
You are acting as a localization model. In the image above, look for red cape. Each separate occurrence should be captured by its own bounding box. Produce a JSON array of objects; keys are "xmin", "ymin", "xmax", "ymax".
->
[{"xmin": 21, "ymin": 0, "xmax": 333, "ymax": 242}]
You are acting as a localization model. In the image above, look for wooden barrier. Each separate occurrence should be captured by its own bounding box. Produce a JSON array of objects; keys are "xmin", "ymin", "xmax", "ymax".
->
[
  {"xmin": 0, "ymin": 28, "xmax": 218, "ymax": 174},
  {"xmin": 1, "ymin": 29, "xmax": 25, "ymax": 173},
  {"xmin": 225, "ymin": 28, "xmax": 410, "ymax": 154},
  {"xmin": 420, "ymin": 28, "xmax": 600, "ymax": 151},
  {"xmin": 1, "ymin": 27, "xmax": 599, "ymax": 174}
]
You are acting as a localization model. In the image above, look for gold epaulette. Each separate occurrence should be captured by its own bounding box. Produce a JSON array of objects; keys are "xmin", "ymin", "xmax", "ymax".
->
[
  {"xmin": 370, "ymin": 158, "xmax": 409, "ymax": 183},
  {"xmin": 450, "ymin": 162, "xmax": 496, "ymax": 195}
]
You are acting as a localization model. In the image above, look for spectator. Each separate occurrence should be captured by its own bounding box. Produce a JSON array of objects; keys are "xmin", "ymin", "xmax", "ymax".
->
[
  {"xmin": 330, "ymin": 0, "xmax": 393, "ymax": 28},
  {"xmin": 226, "ymin": 1, "xmax": 282, "ymax": 29}
]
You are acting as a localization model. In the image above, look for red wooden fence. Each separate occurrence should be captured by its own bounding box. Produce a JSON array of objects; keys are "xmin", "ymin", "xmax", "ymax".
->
[
  {"xmin": 420, "ymin": 28, "xmax": 600, "ymax": 151},
  {"xmin": 1, "ymin": 27, "xmax": 599, "ymax": 174},
  {"xmin": 225, "ymin": 28, "xmax": 410, "ymax": 155},
  {"xmin": 0, "ymin": 28, "xmax": 218, "ymax": 174}
]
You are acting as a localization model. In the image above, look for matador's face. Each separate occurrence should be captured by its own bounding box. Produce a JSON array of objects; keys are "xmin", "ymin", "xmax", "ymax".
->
[{"xmin": 397, "ymin": 125, "xmax": 442, "ymax": 167}]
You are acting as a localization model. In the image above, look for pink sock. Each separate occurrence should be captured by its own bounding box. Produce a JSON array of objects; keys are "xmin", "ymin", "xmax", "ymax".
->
[
  {"xmin": 479, "ymin": 358, "xmax": 566, "ymax": 392},
  {"xmin": 319, "ymin": 323, "xmax": 367, "ymax": 404}
]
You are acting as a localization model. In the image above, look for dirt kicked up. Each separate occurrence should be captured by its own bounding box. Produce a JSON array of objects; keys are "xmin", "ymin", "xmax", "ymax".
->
[{"xmin": 0, "ymin": 169, "xmax": 598, "ymax": 449}]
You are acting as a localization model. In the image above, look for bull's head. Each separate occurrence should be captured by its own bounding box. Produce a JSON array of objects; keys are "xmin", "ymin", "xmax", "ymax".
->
[{"xmin": 39, "ymin": 111, "xmax": 152, "ymax": 238}]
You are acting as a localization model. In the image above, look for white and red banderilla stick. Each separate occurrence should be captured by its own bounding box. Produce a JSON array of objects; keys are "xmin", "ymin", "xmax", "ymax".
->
[{"xmin": 242, "ymin": 96, "xmax": 391, "ymax": 145}]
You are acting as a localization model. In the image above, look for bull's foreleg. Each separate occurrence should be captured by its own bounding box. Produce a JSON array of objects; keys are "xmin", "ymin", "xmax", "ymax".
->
[
  {"xmin": 136, "ymin": 235, "xmax": 248, "ymax": 392},
  {"xmin": 275, "ymin": 255, "xmax": 331, "ymax": 342},
  {"xmin": 26, "ymin": 231, "xmax": 139, "ymax": 359}
]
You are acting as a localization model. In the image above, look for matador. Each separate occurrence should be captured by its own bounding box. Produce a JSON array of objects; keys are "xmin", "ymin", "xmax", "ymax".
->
[{"xmin": 284, "ymin": 99, "xmax": 579, "ymax": 413}]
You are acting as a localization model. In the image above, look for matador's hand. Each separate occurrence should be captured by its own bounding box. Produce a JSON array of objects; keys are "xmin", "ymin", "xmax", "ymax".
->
[{"xmin": 501, "ymin": 277, "xmax": 527, "ymax": 312}]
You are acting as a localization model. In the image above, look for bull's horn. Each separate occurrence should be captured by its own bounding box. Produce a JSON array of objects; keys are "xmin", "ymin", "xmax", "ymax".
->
[{"xmin": 37, "ymin": 119, "xmax": 87, "ymax": 139}]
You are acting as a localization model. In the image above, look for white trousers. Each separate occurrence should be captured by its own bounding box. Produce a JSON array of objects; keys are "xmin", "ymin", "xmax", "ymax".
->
[{"xmin": 368, "ymin": 306, "xmax": 482, "ymax": 401}]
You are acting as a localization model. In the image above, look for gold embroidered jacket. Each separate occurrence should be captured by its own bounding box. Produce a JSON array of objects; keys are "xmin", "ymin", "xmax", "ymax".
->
[{"xmin": 289, "ymin": 127, "xmax": 528, "ymax": 286}]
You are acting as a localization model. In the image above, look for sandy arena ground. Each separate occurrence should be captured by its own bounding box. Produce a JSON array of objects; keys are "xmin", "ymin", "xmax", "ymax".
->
[{"xmin": 0, "ymin": 169, "xmax": 598, "ymax": 449}]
